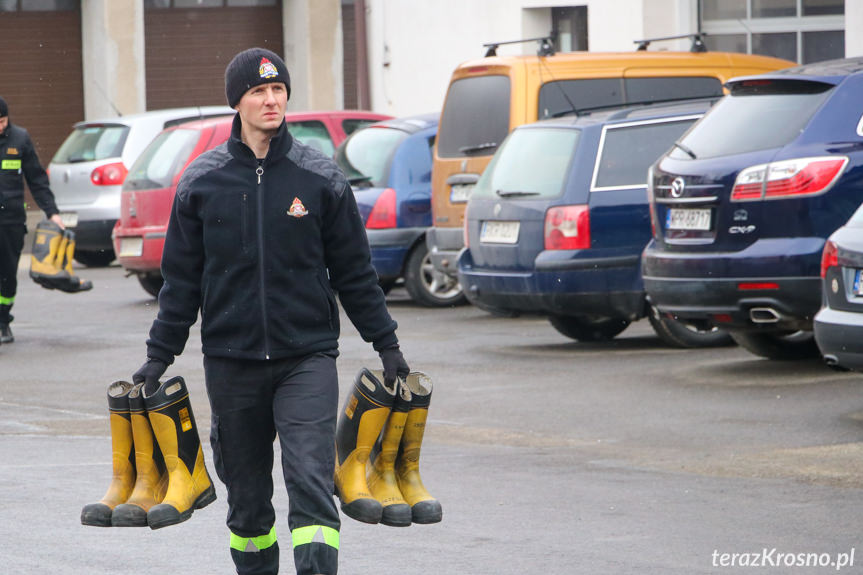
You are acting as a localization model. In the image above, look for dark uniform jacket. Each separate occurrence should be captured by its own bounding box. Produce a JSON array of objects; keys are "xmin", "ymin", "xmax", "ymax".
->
[
  {"xmin": 0, "ymin": 123, "xmax": 58, "ymax": 225},
  {"xmin": 146, "ymin": 115, "xmax": 398, "ymax": 364}
]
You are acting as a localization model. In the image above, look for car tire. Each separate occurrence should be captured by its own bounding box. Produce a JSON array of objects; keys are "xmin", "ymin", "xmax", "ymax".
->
[
  {"xmin": 648, "ymin": 308, "xmax": 733, "ymax": 348},
  {"xmin": 137, "ymin": 273, "xmax": 164, "ymax": 298},
  {"xmin": 74, "ymin": 249, "xmax": 115, "ymax": 268},
  {"xmin": 729, "ymin": 330, "xmax": 820, "ymax": 360},
  {"xmin": 404, "ymin": 243, "xmax": 466, "ymax": 307},
  {"xmin": 548, "ymin": 315, "xmax": 630, "ymax": 342}
]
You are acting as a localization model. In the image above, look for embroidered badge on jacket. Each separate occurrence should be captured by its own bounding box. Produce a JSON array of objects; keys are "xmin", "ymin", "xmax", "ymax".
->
[
  {"xmin": 288, "ymin": 197, "xmax": 308, "ymax": 218},
  {"xmin": 6, "ymin": 148, "xmax": 19, "ymax": 155}
]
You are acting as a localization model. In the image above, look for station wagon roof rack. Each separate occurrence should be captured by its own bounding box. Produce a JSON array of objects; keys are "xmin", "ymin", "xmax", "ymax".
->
[
  {"xmin": 634, "ymin": 33, "xmax": 708, "ymax": 53},
  {"xmin": 482, "ymin": 35, "xmax": 555, "ymax": 58}
]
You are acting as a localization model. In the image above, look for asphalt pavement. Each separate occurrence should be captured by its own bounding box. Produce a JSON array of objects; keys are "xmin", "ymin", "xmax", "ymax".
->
[{"xmin": 2, "ymin": 260, "xmax": 863, "ymax": 574}]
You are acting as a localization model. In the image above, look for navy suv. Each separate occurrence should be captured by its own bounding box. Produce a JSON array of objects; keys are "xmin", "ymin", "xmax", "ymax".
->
[
  {"xmin": 643, "ymin": 57, "xmax": 863, "ymax": 360},
  {"xmin": 457, "ymin": 99, "xmax": 730, "ymax": 347}
]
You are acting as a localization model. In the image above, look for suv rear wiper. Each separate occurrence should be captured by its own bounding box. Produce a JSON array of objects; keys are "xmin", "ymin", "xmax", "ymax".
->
[
  {"xmin": 459, "ymin": 142, "xmax": 498, "ymax": 155},
  {"xmin": 496, "ymin": 190, "xmax": 540, "ymax": 197},
  {"xmin": 672, "ymin": 141, "xmax": 697, "ymax": 159}
]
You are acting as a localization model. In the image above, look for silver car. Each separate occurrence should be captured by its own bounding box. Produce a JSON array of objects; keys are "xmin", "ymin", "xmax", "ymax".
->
[{"xmin": 49, "ymin": 106, "xmax": 233, "ymax": 266}]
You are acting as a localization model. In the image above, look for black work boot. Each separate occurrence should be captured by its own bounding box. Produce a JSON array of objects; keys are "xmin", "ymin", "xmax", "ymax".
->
[{"xmin": 0, "ymin": 304, "xmax": 12, "ymax": 344}]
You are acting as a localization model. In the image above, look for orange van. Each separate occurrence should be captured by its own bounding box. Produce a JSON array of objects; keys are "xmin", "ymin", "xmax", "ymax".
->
[{"xmin": 427, "ymin": 42, "xmax": 795, "ymax": 292}]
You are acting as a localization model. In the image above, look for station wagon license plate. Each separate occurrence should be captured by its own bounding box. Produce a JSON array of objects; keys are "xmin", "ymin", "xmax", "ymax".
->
[
  {"xmin": 854, "ymin": 270, "xmax": 863, "ymax": 296},
  {"xmin": 59, "ymin": 212, "xmax": 78, "ymax": 228},
  {"xmin": 666, "ymin": 208, "xmax": 711, "ymax": 231},
  {"xmin": 450, "ymin": 183, "xmax": 474, "ymax": 203},
  {"xmin": 480, "ymin": 221, "xmax": 519, "ymax": 244},
  {"xmin": 118, "ymin": 237, "xmax": 144, "ymax": 258}
]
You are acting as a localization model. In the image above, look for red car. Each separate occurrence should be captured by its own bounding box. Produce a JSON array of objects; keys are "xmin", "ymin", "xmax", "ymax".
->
[{"xmin": 112, "ymin": 111, "xmax": 391, "ymax": 296}]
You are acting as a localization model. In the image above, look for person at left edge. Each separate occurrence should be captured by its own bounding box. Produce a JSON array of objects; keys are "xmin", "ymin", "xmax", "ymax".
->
[
  {"xmin": 0, "ymin": 96, "xmax": 65, "ymax": 344},
  {"xmin": 132, "ymin": 47, "xmax": 410, "ymax": 575}
]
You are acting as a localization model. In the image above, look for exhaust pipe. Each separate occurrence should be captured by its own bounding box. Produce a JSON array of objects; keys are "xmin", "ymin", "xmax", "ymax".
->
[{"xmin": 749, "ymin": 307, "xmax": 782, "ymax": 324}]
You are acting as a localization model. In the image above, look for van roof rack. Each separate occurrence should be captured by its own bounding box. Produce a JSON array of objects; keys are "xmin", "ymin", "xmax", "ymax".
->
[
  {"xmin": 482, "ymin": 35, "xmax": 555, "ymax": 58},
  {"xmin": 634, "ymin": 33, "xmax": 708, "ymax": 53}
]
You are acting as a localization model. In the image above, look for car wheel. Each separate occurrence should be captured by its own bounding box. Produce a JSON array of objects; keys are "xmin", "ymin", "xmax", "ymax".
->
[
  {"xmin": 548, "ymin": 315, "xmax": 630, "ymax": 342},
  {"xmin": 729, "ymin": 330, "xmax": 820, "ymax": 360},
  {"xmin": 404, "ymin": 243, "xmax": 466, "ymax": 307},
  {"xmin": 137, "ymin": 273, "xmax": 164, "ymax": 298},
  {"xmin": 648, "ymin": 307, "xmax": 733, "ymax": 348},
  {"xmin": 74, "ymin": 249, "xmax": 115, "ymax": 268}
]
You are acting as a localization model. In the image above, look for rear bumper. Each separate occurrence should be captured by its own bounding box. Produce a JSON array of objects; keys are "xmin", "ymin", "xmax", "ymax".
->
[
  {"xmin": 426, "ymin": 226, "xmax": 463, "ymax": 279},
  {"xmin": 366, "ymin": 227, "xmax": 425, "ymax": 279},
  {"xmin": 814, "ymin": 306, "xmax": 863, "ymax": 371},
  {"xmin": 112, "ymin": 225, "xmax": 166, "ymax": 272},
  {"xmin": 457, "ymin": 248, "xmax": 644, "ymax": 319},
  {"xmin": 642, "ymin": 238, "xmax": 823, "ymax": 331}
]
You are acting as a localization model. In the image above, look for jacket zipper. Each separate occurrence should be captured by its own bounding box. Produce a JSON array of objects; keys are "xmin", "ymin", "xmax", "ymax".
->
[{"xmin": 255, "ymin": 162, "xmax": 270, "ymax": 359}]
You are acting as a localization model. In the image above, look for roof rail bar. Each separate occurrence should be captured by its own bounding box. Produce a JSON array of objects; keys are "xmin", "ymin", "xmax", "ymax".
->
[
  {"xmin": 634, "ymin": 33, "xmax": 708, "ymax": 53},
  {"xmin": 482, "ymin": 34, "xmax": 556, "ymax": 58}
]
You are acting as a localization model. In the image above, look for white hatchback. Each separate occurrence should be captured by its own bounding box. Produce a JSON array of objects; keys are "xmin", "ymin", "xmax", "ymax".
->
[{"xmin": 49, "ymin": 106, "xmax": 233, "ymax": 267}]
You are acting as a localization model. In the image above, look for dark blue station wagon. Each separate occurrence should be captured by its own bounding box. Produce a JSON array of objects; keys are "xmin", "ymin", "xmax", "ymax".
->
[
  {"xmin": 643, "ymin": 57, "xmax": 863, "ymax": 360},
  {"xmin": 458, "ymin": 99, "xmax": 730, "ymax": 346}
]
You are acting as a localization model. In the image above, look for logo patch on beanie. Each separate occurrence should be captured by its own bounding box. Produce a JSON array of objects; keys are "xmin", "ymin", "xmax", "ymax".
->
[{"xmin": 259, "ymin": 57, "xmax": 279, "ymax": 79}]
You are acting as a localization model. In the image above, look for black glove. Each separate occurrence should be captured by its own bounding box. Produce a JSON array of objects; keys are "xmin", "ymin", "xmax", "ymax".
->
[
  {"xmin": 133, "ymin": 358, "xmax": 167, "ymax": 396},
  {"xmin": 380, "ymin": 345, "xmax": 410, "ymax": 387}
]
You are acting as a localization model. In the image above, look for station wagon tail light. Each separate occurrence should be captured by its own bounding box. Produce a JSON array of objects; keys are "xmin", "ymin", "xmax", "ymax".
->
[
  {"xmin": 544, "ymin": 205, "xmax": 589, "ymax": 250},
  {"xmin": 366, "ymin": 188, "xmax": 397, "ymax": 229},
  {"xmin": 821, "ymin": 240, "xmax": 838, "ymax": 279},
  {"xmin": 91, "ymin": 162, "xmax": 128, "ymax": 186},
  {"xmin": 731, "ymin": 157, "xmax": 848, "ymax": 201}
]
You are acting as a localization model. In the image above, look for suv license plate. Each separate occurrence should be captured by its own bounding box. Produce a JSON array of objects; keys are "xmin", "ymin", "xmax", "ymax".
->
[
  {"xmin": 59, "ymin": 212, "xmax": 78, "ymax": 228},
  {"xmin": 119, "ymin": 237, "xmax": 144, "ymax": 258},
  {"xmin": 450, "ymin": 183, "xmax": 474, "ymax": 203},
  {"xmin": 854, "ymin": 270, "xmax": 863, "ymax": 296},
  {"xmin": 480, "ymin": 221, "xmax": 519, "ymax": 244},
  {"xmin": 666, "ymin": 208, "xmax": 711, "ymax": 231}
]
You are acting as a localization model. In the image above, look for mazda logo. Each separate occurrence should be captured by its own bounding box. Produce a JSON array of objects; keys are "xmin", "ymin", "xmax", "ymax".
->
[{"xmin": 670, "ymin": 177, "xmax": 685, "ymax": 198}]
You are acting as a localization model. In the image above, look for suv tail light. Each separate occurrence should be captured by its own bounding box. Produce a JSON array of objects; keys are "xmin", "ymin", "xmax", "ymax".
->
[
  {"xmin": 821, "ymin": 239, "xmax": 838, "ymax": 279},
  {"xmin": 731, "ymin": 157, "xmax": 848, "ymax": 201},
  {"xmin": 91, "ymin": 162, "xmax": 128, "ymax": 186},
  {"xmin": 366, "ymin": 188, "xmax": 397, "ymax": 229},
  {"xmin": 544, "ymin": 205, "xmax": 590, "ymax": 250}
]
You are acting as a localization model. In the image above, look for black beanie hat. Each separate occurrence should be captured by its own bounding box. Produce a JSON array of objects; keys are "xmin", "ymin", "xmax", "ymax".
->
[
  {"xmin": 0, "ymin": 97, "xmax": 7, "ymax": 118},
  {"xmin": 225, "ymin": 48, "xmax": 290, "ymax": 108}
]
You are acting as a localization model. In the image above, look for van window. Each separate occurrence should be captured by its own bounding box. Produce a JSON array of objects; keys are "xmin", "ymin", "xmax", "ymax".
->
[
  {"xmin": 472, "ymin": 127, "xmax": 580, "ymax": 200},
  {"xmin": 669, "ymin": 80, "xmax": 833, "ymax": 159},
  {"xmin": 52, "ymin": 124, "xmax": 129, "ymax": 164},
  {"xmin": 437, "ymin": 75, "xmax": 510, "ymax": 158},
  {"xmin": 593, "ymin": 118, "xmax": 699, "ymax": 190},
  {"xmin": 286, "ymin": 121, "xmax": 335, "ymax": 156},
  {"xmin": 124, "ymin": 128, "xmax": 200, "ymax": 190},
  {"xmin": 538, "ymin": 77, "xmax": 722, "ymax": 119}
]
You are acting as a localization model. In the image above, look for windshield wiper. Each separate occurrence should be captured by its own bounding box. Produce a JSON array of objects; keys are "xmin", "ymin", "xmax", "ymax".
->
[
  {"xmin": 458, "ymin": 142, "xmax": 498, "ymax": 155},
  {"xmin": 496, "ymin": 190, "xmax": 540, "ymax": 198},
  {"xmin": 672, "ymin": 141, "xmax": 697, "ymax": 159}
]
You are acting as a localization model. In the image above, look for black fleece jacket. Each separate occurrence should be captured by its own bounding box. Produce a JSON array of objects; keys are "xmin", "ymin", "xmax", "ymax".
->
[
  {"xmin": 146, "ymin": 115, "xmax": 398, "ymax": 363},
  {"xmin": 0, "ymin": 123, "xmax": 58, "ymax": 225}
]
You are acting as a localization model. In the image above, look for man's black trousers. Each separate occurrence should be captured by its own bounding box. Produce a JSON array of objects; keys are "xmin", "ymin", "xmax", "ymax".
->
[
  {"xmin": 0, "ymin": 223, "xmax": 26, "ymax": 316},
  {"xmin": 204, "ymin": 352, "xmax": 341, "ymax": 575}
]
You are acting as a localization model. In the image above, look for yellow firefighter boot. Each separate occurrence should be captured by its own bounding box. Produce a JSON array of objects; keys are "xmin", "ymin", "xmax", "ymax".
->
[
  {"xmin": 111, "ymin": 383, "xmax": 168, "ymax": 526},
  {"xmin": 334, "ymin": 368, "xmax": 397, "ymax": 524},
  {"xmin": 144, "ymin": 376, "xmax": 216, "ymax": 529},
  {"xmin": 29, "ymin": 219, "xmax": 65, "ymax": 289},
  {"xmin": 366, "ymin": 374, "xmax": 412, "ymax": 526},
  {"xmin": 58, "ymin": 230, "xmax": 93, "ymax": 293},
  {"xmin": 81, "ymin": 381, "xmax": 136, "ymax": 527},
  {"xmin": 396, "ymin": 372, "xmax": 442, "ymax": 524}
]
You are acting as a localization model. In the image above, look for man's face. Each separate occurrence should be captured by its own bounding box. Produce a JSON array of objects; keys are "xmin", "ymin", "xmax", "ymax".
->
[
  {"xmin": 235, "ymin": 82, "xmax": 287, "ymax": 135},
  {"xmin": 0, "ymin": 117, "xmax": 8, "ymax": 133}
]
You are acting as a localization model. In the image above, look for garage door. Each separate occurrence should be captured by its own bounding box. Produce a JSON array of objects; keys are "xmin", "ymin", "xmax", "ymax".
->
[
  {"xmin": 0, "ymin": 2, "xmax": 84, "ymax": 167},
  {"xmin": 145, "ymin": 1, "xmax": 283, "ymax": 110}
]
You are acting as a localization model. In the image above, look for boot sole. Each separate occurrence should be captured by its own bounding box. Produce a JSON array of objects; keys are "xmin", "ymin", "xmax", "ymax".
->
[
  {"xmin": 411, "ymin": 500, "xmax": 443, "ymax": 524},
  {"xmin": 340, "ymin": 498, "xmax": 383, "ymax": 524},
  {"xmin": 380, "ymin": 503, "xmax": 412, "ymax": 527},
  {"xmin": 147, "ymin": 485, "xmax": 217, "ymax": 530},
  {"xmin": 80, "ymin": 503, "xmax": 114, "ymax": 527},
  {"xmin": 111, "ymin": 503, "xmax": 149, "ymax": 527}
]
